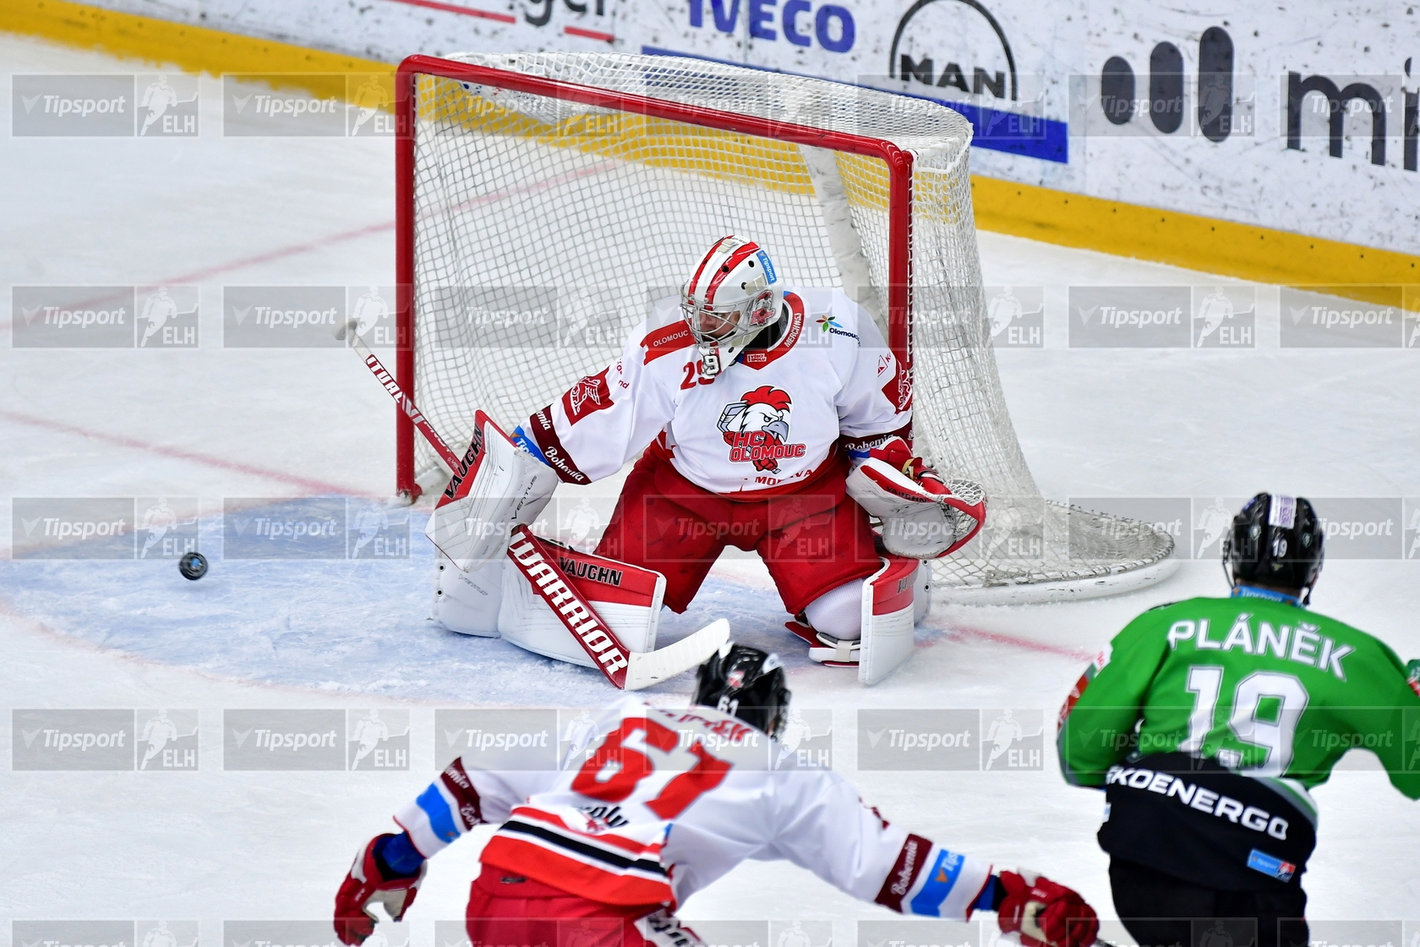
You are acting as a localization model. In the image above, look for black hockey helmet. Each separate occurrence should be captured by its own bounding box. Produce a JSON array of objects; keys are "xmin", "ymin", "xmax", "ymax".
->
[
  {"xmin": 693, "ymin": 642, "xmax": 791, "ymax": 739},
  {"xmin": 1222, "ymin": 493, "xmax": 1325, "ymax": 603}
]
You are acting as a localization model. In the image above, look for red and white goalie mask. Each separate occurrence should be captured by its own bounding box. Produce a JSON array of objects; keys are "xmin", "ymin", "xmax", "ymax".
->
[{"xmin": 680, "ymin": 235, "xmax": 784, "ymax": 378}]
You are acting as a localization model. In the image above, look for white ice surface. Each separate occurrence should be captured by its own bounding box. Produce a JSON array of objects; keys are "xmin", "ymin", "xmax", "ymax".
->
[{"xmin": 2, "ymin": 32, "xmax": 1419, "ymax": 945}]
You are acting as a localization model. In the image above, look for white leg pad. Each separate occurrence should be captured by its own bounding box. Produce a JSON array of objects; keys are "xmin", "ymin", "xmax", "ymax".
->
[
  {"xmin": 858, "ymin": 555, "xmax": 920, "ymax": 685},
  {"xmin": 499, "ymin": 535, "xmax": 664, "ymax": 667},
  {"xmin": 430, "ymin": 553, "xmax": 503, "ymax": 637}
]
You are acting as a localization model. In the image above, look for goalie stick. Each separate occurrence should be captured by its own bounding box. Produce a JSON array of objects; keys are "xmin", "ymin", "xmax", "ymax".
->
[
  {"xmin": 341, "ymin": 323, "xmax": 730, "ymax": 689},
  {"xmin": 337, "ymin": 319, "xmax": 466, "ymax": 475}
]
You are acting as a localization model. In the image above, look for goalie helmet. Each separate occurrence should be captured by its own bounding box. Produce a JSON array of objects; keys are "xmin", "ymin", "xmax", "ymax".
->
[
  {"xmin": 1223, "ymin": 492, "xmax": 1325, "ymax": 604},
  {"xmin": 681, "ymin": 236, "xmax": 784, "ymax": 378},
  {"xmin": 693, "ymin": 642, "xmax": 791, "ymax": 739}
]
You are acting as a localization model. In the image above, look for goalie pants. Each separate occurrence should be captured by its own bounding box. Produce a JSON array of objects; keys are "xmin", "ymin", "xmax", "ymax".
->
[
  {"xmin": 595, "ymin": 444, "xmax": 880, "ymax": 615},
  {"xmin": 466, "ymin": 867, "xmax": 705, "ymax": 947}
]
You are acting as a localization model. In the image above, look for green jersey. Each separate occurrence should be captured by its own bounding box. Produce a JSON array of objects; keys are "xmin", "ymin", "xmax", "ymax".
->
[{"xmin": 1058, "ymin": 594, "xmax": 1420, "ymax": 818}]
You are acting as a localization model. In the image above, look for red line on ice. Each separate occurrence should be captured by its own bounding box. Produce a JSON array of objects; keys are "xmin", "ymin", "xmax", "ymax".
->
[
  {"xmin": 0, "ymin": 407, "xmax": 363, "ymax": 496},
  {"xmin": 948, "ymin": 625, "xmax": 1094, "ymax": 661}
]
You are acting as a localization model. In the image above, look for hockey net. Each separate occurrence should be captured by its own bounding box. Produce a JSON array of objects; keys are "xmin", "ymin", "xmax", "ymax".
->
[{"xmin": 395, "ymin": 52, "xmax": 1174, "ymax": 600}]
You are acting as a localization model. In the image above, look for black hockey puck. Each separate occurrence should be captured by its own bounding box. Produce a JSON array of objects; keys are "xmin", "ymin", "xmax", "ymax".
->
[{"xmin": 179, "ymin": 551, "xmax": 208, "ymax": 581}]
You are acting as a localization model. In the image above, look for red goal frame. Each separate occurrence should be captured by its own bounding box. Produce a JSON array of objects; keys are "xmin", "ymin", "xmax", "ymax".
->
[{"xmin": 392, "ymin": 53, "xmax": 915, "ymax": 499}]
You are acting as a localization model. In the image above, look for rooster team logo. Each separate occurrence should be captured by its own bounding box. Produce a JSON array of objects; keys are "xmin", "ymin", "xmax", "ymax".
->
[{"xmin": 717, "ymin": 385, "xmax": 807, "ymax": 473}]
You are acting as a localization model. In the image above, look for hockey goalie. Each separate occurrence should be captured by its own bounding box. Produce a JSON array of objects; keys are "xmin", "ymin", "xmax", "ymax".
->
[{"xmin": 429, "ymin": 235, "xmax": 985, "ymax": 684}]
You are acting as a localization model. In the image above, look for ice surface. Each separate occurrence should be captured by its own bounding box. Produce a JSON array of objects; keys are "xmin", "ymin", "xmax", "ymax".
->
[{"xmin": 2, "ymin": 33, "xmax": 1418, "ymax": 944}]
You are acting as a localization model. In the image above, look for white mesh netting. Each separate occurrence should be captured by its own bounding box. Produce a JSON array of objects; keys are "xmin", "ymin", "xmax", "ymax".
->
[{"xmin": 401, "ymin": 52, "xmax": 1174, "ymax": 599}]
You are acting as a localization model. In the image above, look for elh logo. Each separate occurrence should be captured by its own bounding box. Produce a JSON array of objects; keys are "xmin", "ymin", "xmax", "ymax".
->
[
  {"xmin": 1405, "ymin": 499, "xmax": 1420, "ymax": 560},
  {"xmin": 986, "ymin": 285, "xmax": 1044, "ymax": 348},
  {"xmin": 137, "ymin": 709, "xmax": 200, "ymax": 771},
  {"xmin": 1191, "ymin": 286, "xmax": 1256, "ymax": 348},
  {"xmin": 980, "ymin": 708, "xmax": 1044, "ymax": 771},
  {"xmin": 1099, "ymin": 26, "xmax": 1243, "ymax": 140},
  {"xmin": 347, "ymin": 709, "xmax": 411, "ymax": 770}
]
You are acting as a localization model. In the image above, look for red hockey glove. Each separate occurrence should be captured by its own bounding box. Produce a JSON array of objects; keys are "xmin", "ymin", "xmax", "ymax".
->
[
  {"xmin": 996, "ymin": 870, "xmax": 1098, "ymax": 947},
  {"xmin": 334, "ymin": 834, "xmax": 427, "ymax": 946}
]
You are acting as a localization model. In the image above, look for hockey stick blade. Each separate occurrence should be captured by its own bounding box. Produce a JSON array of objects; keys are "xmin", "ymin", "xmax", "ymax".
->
[{"xmin": 623, "ymin": 618, "xmax": 730, "ymax": 690}]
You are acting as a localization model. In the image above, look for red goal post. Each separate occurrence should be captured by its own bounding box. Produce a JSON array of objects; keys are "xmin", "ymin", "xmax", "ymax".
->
[{"xmin": 392, "ymin": 52, "xmax": 1175, "ymax": 600}]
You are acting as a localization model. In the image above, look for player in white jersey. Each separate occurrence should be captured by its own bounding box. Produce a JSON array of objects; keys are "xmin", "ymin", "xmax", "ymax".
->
[
  {"xmin": 335, "ymin": 643, "xmax": 1099, "ymax": 947},
  {"xmin": 495, "ymin": 236, "xmax": 985, "ymax": 667}
]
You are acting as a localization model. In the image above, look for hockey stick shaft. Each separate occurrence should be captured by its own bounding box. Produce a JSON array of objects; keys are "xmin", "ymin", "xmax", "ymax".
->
[{"xmin": 340, "ymin": 322, "xmax": 462, "ymax": 471}]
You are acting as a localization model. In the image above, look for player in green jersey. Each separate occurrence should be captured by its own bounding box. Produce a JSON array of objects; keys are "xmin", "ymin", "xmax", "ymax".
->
[{"xmin": 1057, "ymin": 493, "xmax": 1420, "ymax": 947}]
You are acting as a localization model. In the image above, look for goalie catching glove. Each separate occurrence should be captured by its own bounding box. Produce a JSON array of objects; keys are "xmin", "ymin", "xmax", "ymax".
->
[
  {"xmin": 334, "ymin": 834, "xmax": 427, "ymax": 946},
  {"xmin": 845, "ymin": 436, "xmax": 985, "ymax": 559}
]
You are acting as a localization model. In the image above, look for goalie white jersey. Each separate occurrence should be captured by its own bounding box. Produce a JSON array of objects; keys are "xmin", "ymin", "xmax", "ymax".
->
[
  {"xmin": 396, "ymin": 697, "xmax": 992, "ymax": 919},
  {"xmin": 525, "ymin": 288, "xmax": 912, "ymax": 494}
]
